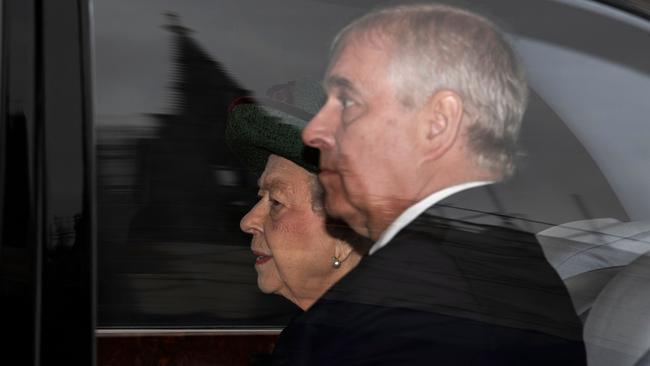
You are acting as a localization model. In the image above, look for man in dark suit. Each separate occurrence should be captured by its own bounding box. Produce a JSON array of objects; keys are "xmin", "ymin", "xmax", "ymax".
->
[{"xmin": 280, "ymin": 3, "xmax": 587, "ymax": 365}]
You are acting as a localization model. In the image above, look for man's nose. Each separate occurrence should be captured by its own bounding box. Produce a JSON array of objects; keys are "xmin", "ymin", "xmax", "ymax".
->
[
  {"xmin": 302, "ymin": 106, "xmax": 335, "ymax": 149},
  {"xmin": 240, "ymin": 201, "xmax": 263, "ymax": 235}
]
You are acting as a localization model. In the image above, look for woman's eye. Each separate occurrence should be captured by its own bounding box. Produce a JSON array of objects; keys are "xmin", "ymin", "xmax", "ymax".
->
[{"xmin": 269, "ymin": 198, "xmax": 283, "ymax": 209}]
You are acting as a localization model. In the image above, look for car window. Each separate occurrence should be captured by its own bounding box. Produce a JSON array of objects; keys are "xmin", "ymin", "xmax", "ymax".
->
[{"xmin": 94, "ymin": 0, "xmax": 649, "ymax": 333}]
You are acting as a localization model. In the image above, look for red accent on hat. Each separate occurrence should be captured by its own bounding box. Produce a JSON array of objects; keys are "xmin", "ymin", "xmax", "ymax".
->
[{"xmin": 227, "ymin": 96, "xmax": 257, "ymax": 113}]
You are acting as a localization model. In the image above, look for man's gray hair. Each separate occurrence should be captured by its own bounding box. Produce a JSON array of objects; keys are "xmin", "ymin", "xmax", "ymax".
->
[{"xmin": 329, "ymin": 4, "xmax": 528, "ymax": 177}]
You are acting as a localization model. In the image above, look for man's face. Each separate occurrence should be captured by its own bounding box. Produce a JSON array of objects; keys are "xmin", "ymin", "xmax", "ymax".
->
[{"xmin": 302, "ymin": 38, "xmax": 422, "ymax": 240}]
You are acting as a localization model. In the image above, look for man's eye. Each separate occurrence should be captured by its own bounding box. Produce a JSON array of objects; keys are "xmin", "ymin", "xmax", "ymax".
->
[{"xmin": 338, "ymin": 94, "xmax": 355, "ymax": 109}]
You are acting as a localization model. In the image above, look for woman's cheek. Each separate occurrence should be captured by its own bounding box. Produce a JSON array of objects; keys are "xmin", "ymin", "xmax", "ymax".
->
[{"xmin": 270, "ymin": 210, "xmax": 311, "ymax": 235}]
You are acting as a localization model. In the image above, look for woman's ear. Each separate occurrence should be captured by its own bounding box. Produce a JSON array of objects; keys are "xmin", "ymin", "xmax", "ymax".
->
[
  {"xmin": 334, "ymin": 240, "xmax": 356, "ymax": 264},
  {"xmin": 418, "ymin": 89, "xmax": 464, "ymax": 161}
]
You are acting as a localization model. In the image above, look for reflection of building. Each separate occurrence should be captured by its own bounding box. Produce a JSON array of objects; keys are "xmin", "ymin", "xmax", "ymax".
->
[
  {"xmin": 128, "ymin": 13, "xmax": 252, "ymax": 244},
  {"xmin": 96, "ymin": 15, "xmax": 298, "ymax": 325},
  {"xmin": 98, "ymin": 13, "xmax": 255, "ymax": 247},
  {"xmin": 97, "ymin": 120, "xmax": 159, "ymax": 247}
]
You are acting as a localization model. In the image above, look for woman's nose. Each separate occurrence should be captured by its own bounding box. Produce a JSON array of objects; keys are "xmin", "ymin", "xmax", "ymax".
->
[{"xmin": 240, "ymin": 201, "xmax": 264, "ymax": 235}]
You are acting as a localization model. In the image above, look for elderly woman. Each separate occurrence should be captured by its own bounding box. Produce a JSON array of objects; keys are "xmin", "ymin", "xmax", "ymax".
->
[{"xmin": 226, "ymin": 81, "xmax": 369, "ymax": 311}]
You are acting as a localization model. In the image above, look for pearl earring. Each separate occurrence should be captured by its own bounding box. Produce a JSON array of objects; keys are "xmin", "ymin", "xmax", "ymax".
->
[{"xmin": 332, "ymin": 256, "xmax": 341, "ymax": 269}]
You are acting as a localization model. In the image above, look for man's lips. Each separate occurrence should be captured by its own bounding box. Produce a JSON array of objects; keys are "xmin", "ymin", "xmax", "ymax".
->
[{"xmin": 252, "ymin": 250, "xmax": 272, "ymax": 265}]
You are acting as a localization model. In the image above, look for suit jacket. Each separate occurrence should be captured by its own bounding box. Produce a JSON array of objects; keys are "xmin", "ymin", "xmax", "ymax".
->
[{"xmin": 272, "ymin": 187, "xmax": 587, "ymax": 365}]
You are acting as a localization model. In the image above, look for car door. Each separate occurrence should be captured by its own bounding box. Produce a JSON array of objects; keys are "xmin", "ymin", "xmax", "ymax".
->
[{"xmin": 0, "ymin": 0, "xmax": 94, "ymax": 365}]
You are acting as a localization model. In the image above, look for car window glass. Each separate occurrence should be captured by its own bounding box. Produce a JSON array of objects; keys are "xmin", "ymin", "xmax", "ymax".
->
[{"xmin": 94, "ymin": 0, "xmax": 649, "ymax": 328}]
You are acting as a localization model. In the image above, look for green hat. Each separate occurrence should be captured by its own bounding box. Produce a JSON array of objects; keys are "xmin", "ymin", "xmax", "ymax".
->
[{"xmin": 226, "ymin": 79, "xmax": 324, "ymax": 174}]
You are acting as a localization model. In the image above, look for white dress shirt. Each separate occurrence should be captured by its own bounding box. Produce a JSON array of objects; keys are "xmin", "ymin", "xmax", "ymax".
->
[{"xmin": 369, "ymin": 181, "xmax": 493, "ymax": 255}]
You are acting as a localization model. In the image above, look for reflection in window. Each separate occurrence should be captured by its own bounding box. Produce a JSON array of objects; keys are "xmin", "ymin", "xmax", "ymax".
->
[{"xmin": 97, "ymin": 14, "xmax": 298, "ymax": 326}]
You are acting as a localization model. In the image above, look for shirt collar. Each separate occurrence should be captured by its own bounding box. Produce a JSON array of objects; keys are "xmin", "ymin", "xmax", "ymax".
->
[{"xmin": 368, "ymin": 181, "xmax": 493, "ymax": 255}]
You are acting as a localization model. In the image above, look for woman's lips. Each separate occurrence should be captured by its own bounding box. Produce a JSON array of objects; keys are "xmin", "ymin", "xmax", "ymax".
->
[{"xmin": 253, "ymin": 251, "xmax": 272, "ymax": 265}]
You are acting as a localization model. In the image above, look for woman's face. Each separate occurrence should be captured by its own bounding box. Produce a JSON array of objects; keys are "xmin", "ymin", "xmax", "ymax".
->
[{"xmin": 240, "ymin": 154, "xmax": 342, "ymax": 309}]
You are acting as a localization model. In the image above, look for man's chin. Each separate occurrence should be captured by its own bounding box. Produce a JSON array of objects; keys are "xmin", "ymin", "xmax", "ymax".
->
[
  {"xmin": 325, "ymin": 198, "xmax": 370, "ymax": 239},
  {"xmin": 324, "ymin": 195, "xmax": 349, "ymax": 220}
]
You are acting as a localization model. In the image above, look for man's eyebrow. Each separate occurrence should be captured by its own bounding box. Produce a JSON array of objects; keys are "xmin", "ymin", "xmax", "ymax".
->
[{"xmin": 325, "ymin": 75, "xmax": 358, "ymax": 94}]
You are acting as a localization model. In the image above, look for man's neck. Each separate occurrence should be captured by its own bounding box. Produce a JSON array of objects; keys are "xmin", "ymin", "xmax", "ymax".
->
[
  {"xmin": 367, "ymin": 180, "xmax": 494, "ymax": 253},
  {"xmin": 366, "ymin": 158, "xmax": 498, "ymax": 241}
]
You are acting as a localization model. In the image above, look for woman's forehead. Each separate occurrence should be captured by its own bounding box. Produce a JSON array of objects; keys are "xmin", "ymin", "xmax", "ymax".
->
[{"xmin": 258, "ymin": 155, "xmax": 312, "ymax": 193}]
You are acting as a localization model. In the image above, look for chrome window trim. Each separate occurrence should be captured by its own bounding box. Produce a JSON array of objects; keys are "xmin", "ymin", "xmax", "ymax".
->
[{"xmin": 96, "ymin": 328, "xmax": 283, "ymax": 337}]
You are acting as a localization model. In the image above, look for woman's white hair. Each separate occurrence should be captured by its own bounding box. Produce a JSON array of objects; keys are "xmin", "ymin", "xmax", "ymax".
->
[{"xmin": 329, "ymin": 4, "xmax": 529, "ymax": 178}]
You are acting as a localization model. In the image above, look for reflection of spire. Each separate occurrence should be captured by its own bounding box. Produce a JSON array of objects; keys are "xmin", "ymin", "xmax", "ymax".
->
[
  {"xmin": 131, "ymin": 12, "xmax": 251, "ymax": 213},
  {"xmin": 161, "ymin": 12, "xmax": 193, "ymax": 35},
  {"xmin": 162, "ymin": 13, "xmax": 247, "ymax": 122}
]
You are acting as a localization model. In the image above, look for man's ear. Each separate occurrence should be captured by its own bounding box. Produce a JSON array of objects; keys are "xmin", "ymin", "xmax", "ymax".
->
[{"xmin": 418, "ymin": 90, "xmax": 464, "ymax": 161}]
